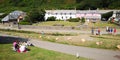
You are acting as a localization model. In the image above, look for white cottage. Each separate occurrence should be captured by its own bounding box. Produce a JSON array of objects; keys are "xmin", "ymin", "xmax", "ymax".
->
[
  {"xmin": 45, "ymin": 10, "xmax": 76, "ymax": 21},
  {"xmin": 76, "ymin": 10, "xmax": 101, "ymax": 21}
]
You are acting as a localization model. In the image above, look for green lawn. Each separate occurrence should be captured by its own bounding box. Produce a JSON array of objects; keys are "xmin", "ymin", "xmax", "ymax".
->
[
  {"xmin": 0, "ymin": 44, "xmax": 88, "ymax": 60},
  {"xmin": 91, "ymin": 22, "xmax": 117, "ymax": 27},
  {"xmin": 32, "ymin": 21, "xmax": 118, "ymax": 27},
  {"xmin": 33, "ymin": 21, "xmax": 79, "ymax": 26},
  {"xmin": 0, "ymin": 29, "xmax": 120, "ymax": 50}
]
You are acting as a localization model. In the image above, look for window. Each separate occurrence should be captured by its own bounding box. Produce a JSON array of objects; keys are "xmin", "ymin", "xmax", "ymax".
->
[
  {"xmin": 64, "ymin": 13, "xmax": 66, "ymax": 15},
  {"xmin": 62, "ymin": 16, "xmax": 63, "ymax": 19},
  {"xmin": 55, "ymin": 13, "xmax": 58, "ymax": 15}
]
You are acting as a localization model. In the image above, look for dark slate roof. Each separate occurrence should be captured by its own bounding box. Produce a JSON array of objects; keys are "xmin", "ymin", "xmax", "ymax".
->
[{"xmin": 2, "ymin": 11, "xmax": 25, "ymax": 21}]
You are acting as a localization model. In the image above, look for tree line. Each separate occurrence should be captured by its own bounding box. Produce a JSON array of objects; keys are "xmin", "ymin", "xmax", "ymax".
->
[
  {"xmin": 0, "ymin": 0, "xmax": 119, "ymax": 10},
  {"xmin": 76, "ymin": 0, "xmax": 120, "ymax": 10}
]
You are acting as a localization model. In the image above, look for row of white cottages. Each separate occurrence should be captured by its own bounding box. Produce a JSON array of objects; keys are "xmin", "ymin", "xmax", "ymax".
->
[
  {"xmin": 45, "ymin": 10, "xmax": 120, "ymax": 21},
  {"xmin": 45, "ymin": 10, "xmax": 103, "ymax": 21},
  {"xmin": 1, "ymin": 10, "xmax": 120, "ymax": 22}
]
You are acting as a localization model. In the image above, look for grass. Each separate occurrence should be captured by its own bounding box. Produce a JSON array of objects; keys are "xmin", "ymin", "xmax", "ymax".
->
[
  {"xmin": 90, "ymin": 34, "xmax": 120, "ymax": 49},
  {"xmin": 32, "ymin": 21, "xmax": 118, "ymax": 28},
  {"xmin": 0, "ymin": 44, "xmax": 88, "ymax": 60},
  {"xmin": 91, "ymin": 21, "xmax": 117, "ymax": 27},
  {"xmin": 0, "ymin": 28, "xmax": 120, "ymax": 50},
  {"xmin": 33, "ymin": 21, "xmax": 79, "ymax": 26}
]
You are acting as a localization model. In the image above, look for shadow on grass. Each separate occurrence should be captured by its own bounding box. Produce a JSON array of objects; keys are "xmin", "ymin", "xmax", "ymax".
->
[{"xmin": 0, "ymin": 35, "xmax": 29, "ymax": 44}]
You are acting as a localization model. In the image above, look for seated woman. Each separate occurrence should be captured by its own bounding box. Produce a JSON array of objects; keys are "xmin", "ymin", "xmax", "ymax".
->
[
  {"xmin": 13, "ymin": 41, "xmax": 19, "ymax": 51},
  {"xmin": 19, "ymin": 44, "xmax": 26, "ymax": 53}
]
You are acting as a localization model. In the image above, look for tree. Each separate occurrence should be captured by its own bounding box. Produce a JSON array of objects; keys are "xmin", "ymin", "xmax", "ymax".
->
[
  {"xmin": 28, "ymin": 8, "xmax": 46, "ymax": 23},
  {"xmin": 76, "ymin": 0, "xmax": 99, "ymax": 10},
  {"xmin": 108, "ymin": 0, "xmax": 120, "ymax": 9},
  {"xmin": 76, "ymin": 0, "xmax": 83, "ymax": 3},
  {"xmin": 101, "ymin": 11, "xmax": 113, "ymax": 21},
  {"xmin": 39, "ymin": 9, "xmax": 46, "ymax": 21}
]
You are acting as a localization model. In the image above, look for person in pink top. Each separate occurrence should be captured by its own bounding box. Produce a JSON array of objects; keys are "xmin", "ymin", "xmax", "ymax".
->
[
  {"xmin": 13, "ymin": 40, "xmax": 19, "ymax": 52},
  {"xmin": 113, "ymin": 28, "xmax": 117, "ymax": 35},
  {"xmin": 13, "ymin": 41, "xmax": 17, "ymax": 47}
]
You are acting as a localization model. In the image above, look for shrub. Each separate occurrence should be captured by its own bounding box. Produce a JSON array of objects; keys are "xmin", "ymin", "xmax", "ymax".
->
[
  {"xmin": 47, "ymin": 16, "xmax": 56, "ymax": 21},
  {"xmin": 68, "ymin": 18, "xmax": 80, "ymax": 22},
  {"xmin": 102, "ymin": 11, "xmax": 113, "ymax": 21},
  {"xmin": 80, "ymin": 17, "xmax": 85, "ymax": 23}
]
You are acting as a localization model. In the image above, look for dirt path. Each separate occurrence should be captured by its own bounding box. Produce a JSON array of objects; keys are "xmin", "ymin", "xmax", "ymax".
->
[{"xmin": 28, "ymin": 39, "xmax": 120, "ymax": 60}]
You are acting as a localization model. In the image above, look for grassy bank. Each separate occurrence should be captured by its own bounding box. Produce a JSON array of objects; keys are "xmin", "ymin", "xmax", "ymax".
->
[
  {"xmin": 33, "ymin": 21, "xmax": 79, "ymax": 26},
  {"xmin": 0, "ymin": 44, "xmax": 88, "ymax": 60},
  {"xmin": 0, "ymin": 28, "xmax": 120, "ymax": 50}
]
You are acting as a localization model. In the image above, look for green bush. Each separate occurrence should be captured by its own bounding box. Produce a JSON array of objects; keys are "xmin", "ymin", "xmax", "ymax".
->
[
  {"xmin": 68, "ymin": 18, "xmax": 80, "ymax": 22},
  {"xmin": 47, "ymin": 16, "xmax": 56, "ymax": 21},
  {"xmin": 102, "ymin": 11, "xmax": 113, "ymax": 21},
  {"xmin": 80, "ymin": 17, "xmax": 85, "ymax": 23}
]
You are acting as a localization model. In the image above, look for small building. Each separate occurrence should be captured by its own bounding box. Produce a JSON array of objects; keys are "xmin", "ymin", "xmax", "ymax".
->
[{"xmin": 2, "ymin": 10, "xmax": 26, "ymax": 23}]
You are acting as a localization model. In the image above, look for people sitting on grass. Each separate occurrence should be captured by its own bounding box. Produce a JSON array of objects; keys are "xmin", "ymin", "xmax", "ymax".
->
[
  {"xmin": 18, "ymin": 43, "xmax": 27, "ymax": 53},
  {"xmin": 12, "ymin": 41, "xmax": 32, "ymax": 53},
  {"xmin": 13, "ymin": 40, "xmax": 19, "ymax": 51}
]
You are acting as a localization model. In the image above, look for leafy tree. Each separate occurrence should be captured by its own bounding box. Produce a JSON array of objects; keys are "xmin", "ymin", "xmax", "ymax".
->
[
  {"xmin": 76, "ymin": 0, "xmax": 100, "ymax": 10},
  {"xmin": 39, "ymin": 9, "xmax": 46, "ymax": 21},
  {"xmin": 76, "ymin": 0, "xmax": 83, "ymax": 3},
  {"xmin": 99, "ymin": 0, "xmax": 115, "ymax": 9},
  {"xmin": 28, "ymin": 8, "xmax": 46, "ymax": 23},
  {"xmin": 108, "ymin": 0, "xmax": 120, "ymax": 9},
  {"xmin": 102, "ymin": 11, "xmax": 113, "ymax": 21}
]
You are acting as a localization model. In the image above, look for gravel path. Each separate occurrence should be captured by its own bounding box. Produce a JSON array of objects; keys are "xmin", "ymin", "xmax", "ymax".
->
[
  {"xmin": 28, "ymin": 39, "xmax": 120, "ymax": 60},
  {"xmin": 0, "ymin": 25, "xmax": 120, "ymax": 34}
]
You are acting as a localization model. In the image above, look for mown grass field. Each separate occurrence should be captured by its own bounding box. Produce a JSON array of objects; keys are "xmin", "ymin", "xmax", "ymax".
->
[
  {"xmin": 0, "ymin": 29, "xmax": 120, "ymax": 50},
  {"xmin": 33, "ymin": 21, "xmax": 79, "ymax": 26},
  {"xmin": 92, "ymin": 22, "xmax": 117, "ymax": 27},
  {"xmin": 33, "ymin": 21, "xmax": 118, "ymax": 27},
  {"xmin": 0, "ymin": 44, "xmax": 88, "ymax": 60}
]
